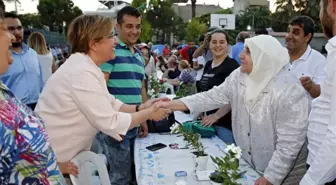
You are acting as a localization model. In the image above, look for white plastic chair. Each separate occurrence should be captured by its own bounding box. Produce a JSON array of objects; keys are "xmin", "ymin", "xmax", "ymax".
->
[{"xmin": 70, "ymin": 151, "xmax": 110, "ymax": 185}]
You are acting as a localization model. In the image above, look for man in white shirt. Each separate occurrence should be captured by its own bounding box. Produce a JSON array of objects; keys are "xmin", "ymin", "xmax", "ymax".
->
[
  {"xmin": 300, "ymin": 0, "xmax": 336, "ymax": 184},
  {"xmin": 286, "ymin": 16, "xmax": 326, "ymax": 109}
]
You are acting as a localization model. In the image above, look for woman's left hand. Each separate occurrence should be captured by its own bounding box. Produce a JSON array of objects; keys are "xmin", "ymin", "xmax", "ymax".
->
[{"xmin": 201, "ymin": 114, "xmax": 218, "ymax": 127}]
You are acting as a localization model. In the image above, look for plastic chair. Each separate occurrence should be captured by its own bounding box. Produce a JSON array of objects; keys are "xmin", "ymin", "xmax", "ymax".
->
[{"xmin": 70, "ymin": 151, "xmax": 110, "ymax": 185}]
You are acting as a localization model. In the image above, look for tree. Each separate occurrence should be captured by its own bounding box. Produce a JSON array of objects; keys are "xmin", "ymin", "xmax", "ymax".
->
[
  {"xmin": 237, "ymin": 6, "xmax": 271, "ymax": 32},
  {"xmin": 140, "ymin": 19, "xmax": 152, "ymax": 42},
  {"xmin": 191, "ymin": 0, "xmax": 196, "ymax": 18},
  {"xmin": 37, "ymin": 0, "xmax": 83, "ymax": 32},
  {"xmin": 272, "ymin": 0, "xmax": 321, "ymax": 32},
  {"xmin": 18, "ymin": 13, "xmax": 44, "ymax": 28},
  {"xmin": 299, "ymin": 0, "xmax": 322, "ymax": 32},
  {"xmin": 185, "ymin": 18, "xmax": 206, "ymax": 42},
  {"xmin": 131, "ymin": 0, "xmax": 146, "ymax": 9}
]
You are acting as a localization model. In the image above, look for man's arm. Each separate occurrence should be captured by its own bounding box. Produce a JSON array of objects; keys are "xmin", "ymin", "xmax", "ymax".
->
[
  {"xmin": 300, "ymin": 71, "xmax": 336, "ymax": 185},
  {"xmin": 308, "ymin": 84, "xmax": 321, "ymax": 98},
  {"xmin": 300, "ymin": 77, "xmax": 321, "ymax": 98},
  {"xmin": 307, "ymin": 55, "xmax": 327, "ymax": 98}
]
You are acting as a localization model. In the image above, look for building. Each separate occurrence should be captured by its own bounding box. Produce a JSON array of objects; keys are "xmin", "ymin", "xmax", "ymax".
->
[
  {"xmin": 172, "ymin": 3, "xmax": 223, "ymax": 23},
  {"xmin": 84, "ymin": 0, "xmax": 130, "ymax": 17},
  {"xmin": 3, "ymin": 0, "xmax": 38, "ymax": 14},
  {"xmin": 232, "ymin": 0, "xmax": 270, "ymax": 14}
]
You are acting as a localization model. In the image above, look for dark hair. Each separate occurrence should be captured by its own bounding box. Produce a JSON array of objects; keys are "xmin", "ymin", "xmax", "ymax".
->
[
  {"xmin": 5, "ymin": 11, "xmax": 18, "ymax": 19},
  {"xmin": 236, "ymin": 31, "xmax": 250, "ymax": 43},
  {"xmin": 199, "ymin": 35, "xmax": 205, "ymax": 42},
  {"xmin": 289, "ymin": 16, "xmax": 315, "ymax": 44},
  {"xmin": 0, "ymin": 0, "xmax": 5, "ymax": 18},
  {"xmin": 255, "ymin": 29, "xmax": 268, "ymax": 35},
  {"xmin": 117, "ymin": 6, "xmax": 141, "ymax": 25},
  {"xmin": 210, "ymin": 29, "xmax": 230, "ymax": 44}
]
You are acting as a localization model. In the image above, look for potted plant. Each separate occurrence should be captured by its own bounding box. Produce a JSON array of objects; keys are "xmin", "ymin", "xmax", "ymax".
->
[
  {"xmin": 148, "ymin": 75, "xmax": 165, "ymax": 98},
  {"xmin": 170, "ymin": 123, "xmax": 208, "ymax": 170},
  {"xmin": 209, "ymin": 144, "xmax": 246, "ymax": 185},
  {"xmin": 188, "ymin": 133, "xmax": 208, "ymax": 171}
]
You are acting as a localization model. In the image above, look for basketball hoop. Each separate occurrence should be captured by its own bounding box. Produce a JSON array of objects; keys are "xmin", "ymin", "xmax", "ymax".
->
[{"xmin": 211, "ymin": 14, "xmax": 235, "ymax": 30}]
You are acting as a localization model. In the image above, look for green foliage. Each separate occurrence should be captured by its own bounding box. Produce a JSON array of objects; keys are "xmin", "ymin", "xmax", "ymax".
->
[
  {"xmin": 210, "ymin": 150, "xmax": 246, "ymax": 185},
  {"xmin": 18, "ymin": 13, "xmax": 43, "ymax": 29},
  {"xmin": 131, "ymin": 0, "xmax": 146, "ymax": 8},
  {"xmin": 187, "ymin": 133, "xmax": 206, "ymax": 157},
  {"xmin": 138, "ymin": 0, "xmax": 184, "ymax": 43},
  {"xmin": 272, "ymin": 0, "xmax": 321, "ymax": 32},
  {"xmin": 140, "ymin": 19, "xmax": 152, "ymax": 42},
  {"xmin": 174, "ymin": 84, "xmax": 195, "ymax": 99},
  {"xmin": 171, "ymin": 124, "xmax": 206, "ymax": 157},
  {"xmin": 148, "ymin": 75, "xmax": 165, "ymax": 98},
  {"xmin": 186, "ymin": 18, "xmax": 207, "ymax": 42},
  {"xmin": 37, "ymin": 0, "xmax": 83, "ymax": 32},
  {"xmin": 236, "ymin": 6, "xmax": 271, "ymax": 31}
]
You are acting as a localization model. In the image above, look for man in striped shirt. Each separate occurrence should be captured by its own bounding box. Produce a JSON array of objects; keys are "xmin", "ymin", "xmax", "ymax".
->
[{"xmin": 96, "ymin": 6, "xmax": 148, "ymax": 185}]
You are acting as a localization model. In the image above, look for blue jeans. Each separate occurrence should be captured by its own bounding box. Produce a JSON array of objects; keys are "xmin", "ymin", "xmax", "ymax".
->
[
  {"xmin": 96, "ymin": 128, "xmax": 139, "ymax": 185},
  {"xmin": 215, "ymin": 126, "xmax": 235, "ymax": 145}
]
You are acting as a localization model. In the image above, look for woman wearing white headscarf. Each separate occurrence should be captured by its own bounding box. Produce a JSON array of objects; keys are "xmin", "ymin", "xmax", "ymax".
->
[{"xmin": 159, "ymin": 35, "xmax": 309, "ymax": 185}]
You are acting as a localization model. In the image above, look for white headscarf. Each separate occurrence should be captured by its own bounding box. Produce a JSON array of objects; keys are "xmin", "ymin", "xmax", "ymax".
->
[{"xmin": 244, "ymin": 35, "xmax": 289, "ymax": 104}]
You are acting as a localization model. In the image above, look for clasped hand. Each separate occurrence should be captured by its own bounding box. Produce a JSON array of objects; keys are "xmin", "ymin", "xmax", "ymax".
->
[{"xmin": 141, "ymin": 98, "xmax": 173, "ymax": 121}]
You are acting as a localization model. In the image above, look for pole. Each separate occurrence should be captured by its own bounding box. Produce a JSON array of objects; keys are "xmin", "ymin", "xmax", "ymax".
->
[
  {"xmin": 252, "ymin": 14, "xmax": 255, "ymax": 33},
  {"xmin": 14, "ymin": 0, "xmax": 18, "ymax": 13}
]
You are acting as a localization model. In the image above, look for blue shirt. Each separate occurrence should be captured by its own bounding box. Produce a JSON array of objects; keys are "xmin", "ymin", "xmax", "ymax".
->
[
  {"xmin": 1, "ymin": 43, "xmax": 44, "ymax": 104},
  {"xmin": 231, "ymin": 42, "xmax": 245, "ymax": 65}
]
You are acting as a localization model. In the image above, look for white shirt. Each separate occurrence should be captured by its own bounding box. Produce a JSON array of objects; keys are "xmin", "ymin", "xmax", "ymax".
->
[
  {"xmin": 194, "ymin": 56, "xmax": 205, "ymax": 81},
  {"xmin": 289, "ymin": 45, "xmax": 326, "ymax": 110},
  {"xmin": 35, "ymin": 53, "xmax": 131, "ymax": 162},
  {"xmin": 145, "ymin": 56, "xmax": 156, "ymax": 78},
  {"xmin": 37, "ymin": 52, "xmax": 53, "ymax": 83},
  {"xmin": 51, "ymin": 48, "xmax": 57, "ymax": 57},
  {"xmin": 300, "ymin": 36, "xmax": 336, "ymax": 185}
]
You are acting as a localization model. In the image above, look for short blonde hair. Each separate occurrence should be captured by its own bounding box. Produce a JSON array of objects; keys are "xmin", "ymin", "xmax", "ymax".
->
[
  {"xmin": 67, "ymin": 14, "xmax": 114, "ymax": 54},
  {"xmin": 179, "ymin": 60, "xmax": 190, "ymax": 69},
  {"xmin": 27, "ymin": 32, "xmax": 49, "ymax": 55}
]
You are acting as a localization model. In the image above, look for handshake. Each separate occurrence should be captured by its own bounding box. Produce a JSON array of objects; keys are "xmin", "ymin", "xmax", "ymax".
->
[{"xmin": 140, "ymin": 97, "xmax": 173, "ymax": 121}]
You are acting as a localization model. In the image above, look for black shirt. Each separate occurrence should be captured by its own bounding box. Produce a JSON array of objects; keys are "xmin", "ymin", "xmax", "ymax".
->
[
  {"xmin": 168, "ymin": 67, "xmax": 181, "ymax": 79},
  {"xmin": 198, "ymin": 56, "xmax": 239, "ymax": 130}
]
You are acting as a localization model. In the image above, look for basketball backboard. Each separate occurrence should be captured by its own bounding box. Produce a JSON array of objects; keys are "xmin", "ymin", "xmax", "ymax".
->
[{"xmin": 210, "ymin": 14, "xmax": 236, "ymax": 30}]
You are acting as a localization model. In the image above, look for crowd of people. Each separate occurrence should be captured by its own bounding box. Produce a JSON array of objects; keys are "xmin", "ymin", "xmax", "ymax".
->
[{"xmin": 0, "ymin": 0, "xmax": 335, "ymax": 185}]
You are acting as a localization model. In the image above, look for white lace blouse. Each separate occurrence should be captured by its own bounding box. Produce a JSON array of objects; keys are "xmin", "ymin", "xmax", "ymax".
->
[{"xmin": 180, "ymin": 66, "xmax": 309, "ymax": 185}]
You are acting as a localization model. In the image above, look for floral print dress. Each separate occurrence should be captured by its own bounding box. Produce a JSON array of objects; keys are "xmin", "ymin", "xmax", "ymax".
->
[{"xmin": 0, "ymin": 82, "xmax": 66, "ymax": 185}]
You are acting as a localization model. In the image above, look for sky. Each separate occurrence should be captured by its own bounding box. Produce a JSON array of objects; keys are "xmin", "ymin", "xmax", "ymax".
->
[{"xmin": 4, "ymin": 0, "xmax": 234, "ymax": 14}]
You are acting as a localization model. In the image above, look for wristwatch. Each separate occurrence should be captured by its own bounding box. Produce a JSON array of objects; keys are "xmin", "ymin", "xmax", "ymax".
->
[{"xmin": 136, "ymin": 104, "xmax": 141, "ymax": 112}]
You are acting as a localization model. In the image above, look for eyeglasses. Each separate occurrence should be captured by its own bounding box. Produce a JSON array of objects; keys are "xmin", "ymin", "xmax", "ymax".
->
[{"xmin": 94, "ymin": 33, "xmax": 116, "ymax": 41}]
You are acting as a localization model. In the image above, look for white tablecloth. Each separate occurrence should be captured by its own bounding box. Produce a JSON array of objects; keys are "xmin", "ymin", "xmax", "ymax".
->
[
  {"xmin": 134, "ymin": 134, "xmax": 260, "ymax": 185},
  {"xmin": 135, "ymin": 109, "xmax": 259, "ymax": 185}
]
